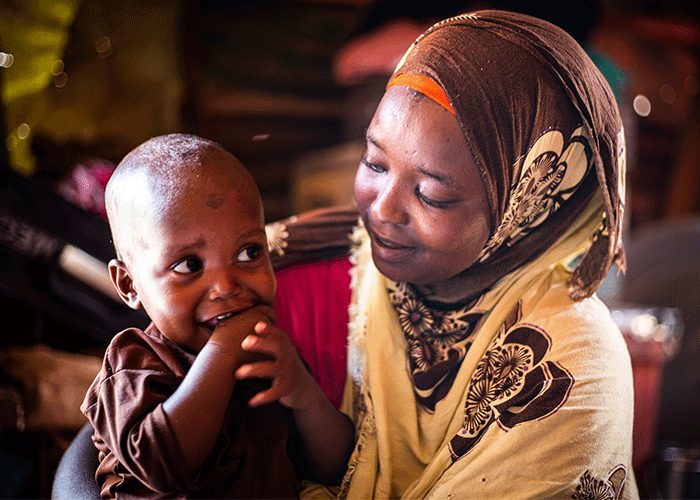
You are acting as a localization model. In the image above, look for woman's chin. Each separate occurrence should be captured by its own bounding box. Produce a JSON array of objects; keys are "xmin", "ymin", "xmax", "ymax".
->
[
  {"xmin": 373, "ymin": 254, "xmax": 407, "ymax": 281},
  {"xmin": 372, "ymin": 254, "xmax": 461, "ymax": 289},
  {"xmin": 372, "ymin": 253, "xmax": 425, "ymax": 284}
]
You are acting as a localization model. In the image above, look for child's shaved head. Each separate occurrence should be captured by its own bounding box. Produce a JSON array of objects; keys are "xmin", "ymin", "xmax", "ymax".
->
[{"xmin": 106, "ymin": 134, "xmax": 261, "ymax": 264}]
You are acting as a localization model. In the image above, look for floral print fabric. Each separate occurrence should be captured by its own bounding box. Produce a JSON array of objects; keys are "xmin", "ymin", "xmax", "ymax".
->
[
  {"xmin": 388, "ymin": 281, "xmax": 485, "ymax": 411},
  {"xmin": 477, "ymin": 127, "xmax": 592, "ymax": 261},
  {"xmin": 573, "ymin": 465, "xmax": 627, "ymax": 500},
  {"xmin": 448, "ymin": 301, "xmax": 574, "ymax": 460}
]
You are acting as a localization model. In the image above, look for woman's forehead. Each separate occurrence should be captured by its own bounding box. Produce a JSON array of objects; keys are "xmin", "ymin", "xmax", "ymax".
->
[
  {"xmin": 368, "ymin": 87, "xmax": 485, "ymax": 191},
  {"xmin": 371, "ymin": 88, "xmax": 467, "ymax": 155}
]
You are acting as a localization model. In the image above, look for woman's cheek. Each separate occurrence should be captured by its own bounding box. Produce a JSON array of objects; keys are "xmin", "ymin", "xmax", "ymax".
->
[{"xmin": 353, "ymin": 169, "xmax": 374, "ymax": 212}]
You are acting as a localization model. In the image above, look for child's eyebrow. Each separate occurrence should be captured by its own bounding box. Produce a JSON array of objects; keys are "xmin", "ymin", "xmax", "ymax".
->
[
  {"xmin": 237, "ymin": 227, "xmax": 267, "ymax": 239},
  {"xmin": 365, "ymin": 130, "xmax": 384, "ymax": 151},
  {"xmin": 164, "ymin": 228, "xmax": 266, "ymax": 255},
  {"xmin": 164, "ymin": 239, "xmax": 206, "ymax": 255}
]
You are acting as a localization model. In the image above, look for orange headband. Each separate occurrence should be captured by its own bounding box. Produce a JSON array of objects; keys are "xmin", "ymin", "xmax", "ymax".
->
[{"xmin": 386, "ymin": 73, "xmax": 455, "ymax": 115}]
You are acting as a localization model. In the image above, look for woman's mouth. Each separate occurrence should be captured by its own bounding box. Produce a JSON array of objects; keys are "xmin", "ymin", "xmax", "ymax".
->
[{"xmin": 370, "ymin": 231, "xmax": 415, "ymax": 261}]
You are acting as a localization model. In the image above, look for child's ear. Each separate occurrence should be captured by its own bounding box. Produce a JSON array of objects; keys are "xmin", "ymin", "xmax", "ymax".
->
[{"xmin": 108, "ymin": 259, "xmax": 141, "ymax": 310}]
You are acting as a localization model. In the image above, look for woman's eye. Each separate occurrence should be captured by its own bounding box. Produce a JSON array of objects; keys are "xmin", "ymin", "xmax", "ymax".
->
[
  {"xmin": 362, "ymin": 157, "xmax": 385, "ymax": 174},
  {"xmin": 172, "ymin": 257, "xmax": 203, "ymax": 274},
  {"xmin": 416, "ymin": 188, "xmax": 453, "ymax": 208},
  {"xmin": 237, "ymin": 244, "xmax": 262, "ymax": 262}
]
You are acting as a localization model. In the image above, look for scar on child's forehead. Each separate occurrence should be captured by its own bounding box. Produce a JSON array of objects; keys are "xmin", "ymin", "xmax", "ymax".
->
[{"xmin": 207, "ymin": 193, "xmax": 224, "ymax": 209}]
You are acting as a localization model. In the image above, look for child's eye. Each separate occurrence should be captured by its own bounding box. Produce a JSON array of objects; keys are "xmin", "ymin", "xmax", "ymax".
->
[
  {"xmin": 237, "ymin": 244, "xmax": 262, "ymax": 263},
  {"xmin": 171, "ymin": 257, "xmax": 203, "ymax": 274}
]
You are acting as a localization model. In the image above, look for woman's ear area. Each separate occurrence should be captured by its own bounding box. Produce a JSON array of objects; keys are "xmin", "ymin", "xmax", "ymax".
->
[{"xmin": 108, "ymin": 258, "xmax": 141, "ymax": 310}]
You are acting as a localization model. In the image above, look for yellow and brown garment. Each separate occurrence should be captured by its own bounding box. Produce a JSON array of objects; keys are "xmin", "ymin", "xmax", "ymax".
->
[
  {"xmin": 273, "ymin": 9, "xmax": 635, "ymax": 500},
  {"xmin": 335, "ymin": 10, "xmax": 635, "ymax": 499}
]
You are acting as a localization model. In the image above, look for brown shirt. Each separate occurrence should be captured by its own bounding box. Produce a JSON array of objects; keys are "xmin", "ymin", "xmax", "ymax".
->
[{"xmin": 81, "ymin": 325, "xmax": 298, "ymax": 499}]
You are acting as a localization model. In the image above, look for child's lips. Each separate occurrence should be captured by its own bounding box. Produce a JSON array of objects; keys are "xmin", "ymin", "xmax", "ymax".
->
[
  {"xmin": 214, "ymin": 310, "xmax": 237, "ymax": 324},
  {"xmin": 200, "ymin": 310, "xmax": 238, "ymax": 331}
]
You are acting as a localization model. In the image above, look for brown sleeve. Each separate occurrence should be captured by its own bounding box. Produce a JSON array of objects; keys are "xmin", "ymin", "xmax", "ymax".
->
[{"xmin": 81, "ymin": 330, "xmax": 195, "ymax": 494}]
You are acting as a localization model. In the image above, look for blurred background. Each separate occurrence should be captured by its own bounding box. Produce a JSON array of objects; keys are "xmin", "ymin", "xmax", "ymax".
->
[{"xmin": 0, "ymin": 0, "xmax": 699, "ymax": 497}]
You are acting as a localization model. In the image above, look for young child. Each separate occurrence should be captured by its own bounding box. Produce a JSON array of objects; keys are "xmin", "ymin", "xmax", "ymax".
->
[{"xmin": 81, "ymin": 134, "xmax": 353, "ymax": 498}]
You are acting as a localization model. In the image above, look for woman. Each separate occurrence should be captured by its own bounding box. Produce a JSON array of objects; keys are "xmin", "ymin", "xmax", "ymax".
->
[
  {"xmin": 55, "ymin": 9, "xmax": 635, "ymax": 500},
  {"xmin": 271, "ymin": 9, "xmax": 635, "ymax": 499}
]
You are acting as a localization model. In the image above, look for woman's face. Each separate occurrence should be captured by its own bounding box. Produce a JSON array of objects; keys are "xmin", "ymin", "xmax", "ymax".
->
[{"xmin": 354, "ymin": 85, "xmax": 491, "ymax": 285}]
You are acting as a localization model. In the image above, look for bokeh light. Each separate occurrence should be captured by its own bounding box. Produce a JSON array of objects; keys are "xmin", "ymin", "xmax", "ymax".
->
[
  {"xmin": 16, "ymin": 123, "xmax": 31, "ymax": 140},
  {"xmin": 54, "ymin": 71, "xmax": 68, "ymax": 88},
  {"xmin": 659, "ymin": 84, "xmax": 676, "ymax": 104},
  {"xmin": 0, "ymin": 52, "xmax": 14, "ymax": 68},
  {"xmin": 95, "ymin": 36, "xmax": 113, "ymax": 58},
  {"xmin": 51, "ymin": 60, "xmax": 65, "ymax": 76},
  {"xmin": 633, "ymin": 94, "xmax": 651, "ymax": 117}
]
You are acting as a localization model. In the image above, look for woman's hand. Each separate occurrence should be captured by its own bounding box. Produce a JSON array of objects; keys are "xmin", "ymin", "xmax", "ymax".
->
[{"xmin": 235, "ymin": 321, "xmax": 321, "ymax": 410}]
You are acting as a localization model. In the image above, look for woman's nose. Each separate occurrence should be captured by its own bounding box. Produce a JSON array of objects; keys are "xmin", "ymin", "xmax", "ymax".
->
[
  {"xmin": 371, "ymin": 183, "xmax": 408, "ymax": 226},
  {"xmin": 209, "ymin": 267, "xmax": 241, "ymax": 301}
]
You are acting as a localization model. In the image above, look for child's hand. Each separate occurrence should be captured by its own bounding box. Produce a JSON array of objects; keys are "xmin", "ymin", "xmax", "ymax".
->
[
  {"xmin": 208, "ymin": 305, "xmax": 275, "ymax": 367},
  {"xmin": 235, "ymin": 322, "xmax": 320, "ymax": 410}
]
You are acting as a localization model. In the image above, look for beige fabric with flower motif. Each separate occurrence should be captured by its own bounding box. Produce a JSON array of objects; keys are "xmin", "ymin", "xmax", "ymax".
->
[
  {"xmin": 324, "ymin": 194, "xmax": 637, "ymax": 499},
  {"xmin": 476, "ymin": 126, "xmax": 592, "ymax": 262}
]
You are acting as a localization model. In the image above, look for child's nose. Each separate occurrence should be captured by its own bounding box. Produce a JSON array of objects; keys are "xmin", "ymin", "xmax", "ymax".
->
[{"xmin": 209, "ymin": 267, "xmax": 240, "ymax": 301}]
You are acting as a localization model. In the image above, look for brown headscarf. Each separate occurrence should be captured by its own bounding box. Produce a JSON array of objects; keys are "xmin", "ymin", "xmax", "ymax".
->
[
  {"xmin": 394, "ymin": 10, "xmax": 625, "ymax": 302},
  {"xmin": 269, "ymin": 10, "xmax": 625, "ymax": 303}
]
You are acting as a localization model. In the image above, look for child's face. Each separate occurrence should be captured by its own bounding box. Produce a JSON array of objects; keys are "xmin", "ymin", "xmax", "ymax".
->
[{"xmin": 111, "ymin": 162, "xmax": 275, "ymax": 353}]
